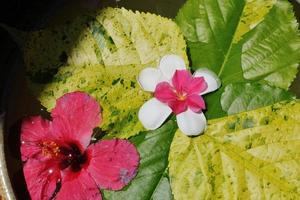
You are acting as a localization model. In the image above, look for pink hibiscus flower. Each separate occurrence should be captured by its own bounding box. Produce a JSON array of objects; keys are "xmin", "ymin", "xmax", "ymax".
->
[{"xmin": 21, "ymin": 92, "xmax": 139, "ymax": 200}]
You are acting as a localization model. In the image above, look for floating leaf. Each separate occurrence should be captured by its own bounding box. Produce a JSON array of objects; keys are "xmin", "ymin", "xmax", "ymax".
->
[
  {"xmin": 38, "ymin": 64, "xmax": 150, "ymax": 138},
  {"xmin": 169, "ymin": 100, "xmax": 300, "ymax": 200},
  {"xmin": 221, "ymin": 83, "xmax": 295, "ymax": 115},
  {"xmin": 22, "ymin": 7, "xmax": 187, "ymax": 84},
  {"xmin": 36, "ymin": 8, "xmax": 187, "ymax": 138},
  {"xmin": 176, "ymin": 0, "xmax": 300, "ymax": 119},
  {"xmin": 103, "ymin": 120, "xmax": 177, "ymax": 200},
  {"xmin": 22, "ymin": 15, "xmax": 99, "ymax": 83}
]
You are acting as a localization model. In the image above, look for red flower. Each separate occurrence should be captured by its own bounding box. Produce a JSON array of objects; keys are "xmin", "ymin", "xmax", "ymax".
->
[
  {"xmin": 21, "ymin": 92, "xmax": 140, "ymax": 200},
  {"xmin": 154, "ymin": 70, "xmax": 207, "ymax": 114}
]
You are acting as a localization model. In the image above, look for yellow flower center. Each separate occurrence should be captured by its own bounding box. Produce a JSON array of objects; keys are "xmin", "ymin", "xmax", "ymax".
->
[
  {"xmin": 177, "ymin": 92, "xmax": 187, "ymax": 101},
  {"xmin": 41, "ymin": 141, "xmax": 60, "ymax": 157}
]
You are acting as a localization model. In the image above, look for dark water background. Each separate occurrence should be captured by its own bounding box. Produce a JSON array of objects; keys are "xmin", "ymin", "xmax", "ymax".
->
[{"xmin": 0, "ymin": 0, "xmax": 299, "ymax": 199}]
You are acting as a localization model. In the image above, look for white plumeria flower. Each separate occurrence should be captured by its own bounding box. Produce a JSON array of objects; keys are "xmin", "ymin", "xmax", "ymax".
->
[{"xmin": 137, "ymin": 54, "xmax": 221, "ymax": 136}]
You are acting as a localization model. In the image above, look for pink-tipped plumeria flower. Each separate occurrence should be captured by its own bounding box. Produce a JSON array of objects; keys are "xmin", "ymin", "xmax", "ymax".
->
[
  {"xmin": 21, "ymin": 92, "xmax": 139, "ymax": 200},
  {"xmin": 138, "ymin": 55, "xmax": 221, "ymax": 136}
]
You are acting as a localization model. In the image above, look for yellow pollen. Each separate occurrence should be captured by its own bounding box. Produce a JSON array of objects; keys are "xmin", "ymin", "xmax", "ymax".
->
[
  {"xmin": 41, "ymin": 141, "xmax": 60, "ymax": 157},
  {"xmin": 177, "ymin": 93, "xmax": 187, "ymax": 101}
]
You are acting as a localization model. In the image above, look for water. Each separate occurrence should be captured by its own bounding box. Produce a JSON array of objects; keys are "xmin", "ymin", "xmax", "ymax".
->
[{"xmin": 1, "ymin": 0, "xmax": 300, "ymax": 199}]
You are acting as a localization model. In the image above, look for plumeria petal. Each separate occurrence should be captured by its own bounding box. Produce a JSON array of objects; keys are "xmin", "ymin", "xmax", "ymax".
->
[
  {"xmin": 55, "ymin": 170, "xmax": 102, "ymax": 200},
  {"xmin": 193, "ymin": 68, "xmax": 221, "ymax": 95},
  {"xmin": 187, "ymin": 94, "xmax": 206, "ymax": 113},
  {"xmin": 86, "ymin": 140, "xmax": 139, "ymax": 190},
  {"xmin": 20, "ymin": 116, "xmax": 53, "ymax": 161},
  {"xmin": 186, "ymin": 76, "xmax": 207, "ymax": 94},
  {"xmin": 23, "ymin": 159, "xmax": 61, "ymax": 200},
  {"xmin": 138, "ymin": 68, "xmax": 163, "ymax": 92},
  {"xmin": 176, "ymin": 109, "xmax": 207, "ymax": 136},
  {"xmin": 154, "ymin": 82, "xmax": 176, "ymax": 103},
  {"xmin": 158, "ymin": 54, "xmax": 186, "ymax": 80},
  {"xmin": 51, "ymin": 92, "xmax": 102, "ymax": 148},
  {"xmin": 172, "ymin": 70, "xmax": 192, "ymax": 93},
  {"xmin": 138, "ymin": 98, "xmax": 172, "ymax": 130}
]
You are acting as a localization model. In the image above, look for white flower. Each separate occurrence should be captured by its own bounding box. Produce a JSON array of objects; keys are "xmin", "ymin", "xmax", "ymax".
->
[{"xmin": 137, "ymin": 54, "xmax": 221, "ymax": 136}]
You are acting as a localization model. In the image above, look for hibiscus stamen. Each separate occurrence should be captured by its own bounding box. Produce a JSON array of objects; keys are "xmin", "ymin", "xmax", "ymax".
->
[{"xmin": 41, "ymin": 141, "xmax": 60, "ymax": 157}]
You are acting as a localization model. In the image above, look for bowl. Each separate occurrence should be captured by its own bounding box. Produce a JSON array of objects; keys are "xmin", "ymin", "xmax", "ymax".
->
[{"xmin": 0, "ymin": 0, "xmax": 299, "ymax": 199}]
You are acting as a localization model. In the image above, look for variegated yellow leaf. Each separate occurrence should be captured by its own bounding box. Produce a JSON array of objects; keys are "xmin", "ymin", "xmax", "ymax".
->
[
  {"xmin": 233, "ymin": 0, "xmax": 276, "ymax": 43},
  {"xmin": 169, "ymin": 100, "xmax": 300, "ymax": 200},
  {"xmin": 34, "ymin": 7, "xmax": 187, "ymax": 138},
  {"xmin": 39, "ymin": 64, "xmax": 152, "ymax": 139},
  {"xmin": 23, "ymin": 7, "xmax": 187, "ymax": 84}
]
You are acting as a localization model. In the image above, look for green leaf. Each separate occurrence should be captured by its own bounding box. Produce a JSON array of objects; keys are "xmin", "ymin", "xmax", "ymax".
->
[
  {"xmin": 221, "ymin": 83, "xmax": 295, "ymax": 115},
  {"xmin": 176, "ymin": 0, "xmax": 300, "ymax": 119},
  {"xmin": 34, "ymin": 8, "xmax": 188, "ymax": 138},
  {"xmin": 169, "ymin": 100, "xmax": 300, "ymax": 200},
  {"xmin": 103, "ymin": 120, "xmax": 177, "ymax": 200}
]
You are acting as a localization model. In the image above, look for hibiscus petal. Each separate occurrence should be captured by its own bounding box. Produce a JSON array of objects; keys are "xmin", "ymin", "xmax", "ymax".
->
[
  {"xmin": 176, "ymin": 109, "xmax": 207, "ymax": 136},
  {"xmin": 50, "ymin": 117, "xmax": 82, "ymax": 151},
  {"xmin": 55, "ymin": 170, "xmax": 102, "ymax": 200},
  {"xmin": 51, "ymin": 92, "xmax": 101, "ymax": 148},
  {"xmin": 138, "ymin": 68, "xmax": 163, "ymax": 92},
  {"xmin": 172, "ymin": 70, "xmax": 192, "ymax": 93},
  {"xmin": 193, "ymin": 68, "xmax": 221, "ymax": 95},
  {"xmin": 158, "ymin": 54, "xmax": 186, "ymax": 80},
  {"xmin": 154, "ymin": 82, "xmax": 176, "ymax": 103},
  {"xmin": 21, "ymin": 116, "xmax": 53, "ymax": 161},
  {"xmin": 23, "ymin": 159, "xmax": 61, "ymax": 200},
  {"xmin": 86, "ymin": 139, "xmax": 139, "ymax": 190},
  {"xmin": 138, "ymin": 98, "xmax": 172, "ymax": 130},
  {"xmin": 187, "ymin": 94, "xmax": 206, "ymax": 113}
]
